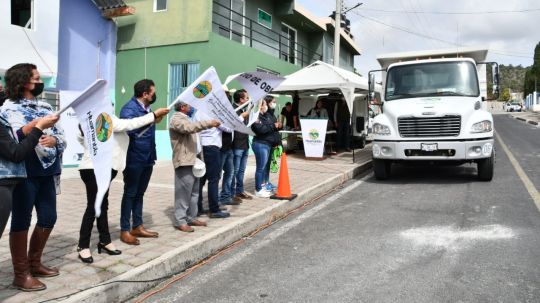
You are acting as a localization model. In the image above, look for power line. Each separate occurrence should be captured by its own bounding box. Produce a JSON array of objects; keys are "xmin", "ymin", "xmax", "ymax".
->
[
  {"xmin": 350, "ymin": 11, "xmax": 535, "ymax": 60},
  {"xmin": 361, "ymin": 7, "xmax": 540, "ymax": 15}
]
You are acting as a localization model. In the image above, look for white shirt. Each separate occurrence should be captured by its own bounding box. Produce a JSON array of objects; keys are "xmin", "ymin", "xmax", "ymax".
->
[{"xmin": 194, "ymin": 111, "xmax": 232, "ymax": 148}]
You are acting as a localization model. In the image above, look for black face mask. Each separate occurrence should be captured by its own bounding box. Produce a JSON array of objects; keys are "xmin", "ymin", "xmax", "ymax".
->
[
  {"xmin": 149, "ymin": 93, "xmax": 157, "ymax": 105},
  {"xmin": 30, "ymin": 82, "xmax": 44, "ymax": 97}
]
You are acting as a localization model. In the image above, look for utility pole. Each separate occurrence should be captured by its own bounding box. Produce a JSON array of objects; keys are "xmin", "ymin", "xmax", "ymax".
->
[{"xmin": 333, "ymin": 0, "xmax": 341, "ymax": 67}]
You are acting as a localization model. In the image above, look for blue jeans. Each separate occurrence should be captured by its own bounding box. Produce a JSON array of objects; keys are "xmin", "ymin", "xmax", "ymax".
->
[
  {"xmin": 120, "ymin": 166, "xmax": 153, "ymax": 231},
  {"xmin": 11, "ymin": 176, "xmax": 57, "ymax": 232},
  {"xmin": 252, "ymin": 141, "xmax": 271, "ymax": 192},
  {"xmin": 232, "ymin": 148, "xmax": 249, "ymax": 195},
  {"xmin": 219, "ymin": 149, "xmax": 234, "ymax": 203},
  {"xmin": 198, "ymin": 146, "xmax": 221, "ymax": 213}
]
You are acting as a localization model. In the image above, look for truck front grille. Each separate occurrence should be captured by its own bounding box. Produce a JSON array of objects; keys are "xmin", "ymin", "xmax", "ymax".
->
[{"xmin": 398, "ymin": 115, "xmax": 461, "ymax": 137}]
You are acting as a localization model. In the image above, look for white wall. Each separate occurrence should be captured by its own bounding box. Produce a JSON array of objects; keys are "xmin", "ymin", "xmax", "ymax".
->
[{"xmin": 0, "ymin": 1, "xmax": 60, "ymax": 79}]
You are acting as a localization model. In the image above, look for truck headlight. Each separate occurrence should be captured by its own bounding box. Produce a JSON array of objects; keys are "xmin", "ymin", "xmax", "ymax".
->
[
  {"xmin": 471, "ymin": 120, "xmax": 492, "ymax": 133},
  {"xmin": 373, "ymin": 123, "xmax": 391, "ymax": 135}
]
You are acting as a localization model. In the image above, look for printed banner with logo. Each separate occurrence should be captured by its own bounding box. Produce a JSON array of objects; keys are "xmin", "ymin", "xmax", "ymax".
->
[
  {"xmin": 224, "ymin": 71, "xmax": 286, "ymax": 126},
  {"xmin": 59, "ymin": 79, "xmax": 113, "ymax": 217},
  {"xmin": 170, "ymin": 67, "xmax": 253, "ymax": 135},
  {"xmin": 299, "ymin": 118, "xmax": 328, "ymax": 158}
]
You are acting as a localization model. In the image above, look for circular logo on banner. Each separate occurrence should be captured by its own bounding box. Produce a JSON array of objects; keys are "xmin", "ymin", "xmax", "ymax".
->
[
  {"xmin": 309, "ymin": 129, "xmax": 319, "ymax": 140},
  {"xmin": 193, "ymin": 81, "xmax": 212, "ymax": 99},
  {"xmin": 95, "ymin": 113, "xmax": 113, "ymax": 142}
]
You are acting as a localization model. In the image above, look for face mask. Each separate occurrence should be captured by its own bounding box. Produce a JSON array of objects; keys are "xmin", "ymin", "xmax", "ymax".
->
[
  {"xmin": 30, "ymin": 82, "xmax": 44, "ymax": 97},
  {"xmin": 269, "ymin": 103, "xmax": 277, "ymax": 109},
  {"xmin": 187, "ymin": 107, "xmax": 195, "ymax": 117},
  {"xmin": 149, "ymin": 93, "xmax": 157, "ymax": 104}
]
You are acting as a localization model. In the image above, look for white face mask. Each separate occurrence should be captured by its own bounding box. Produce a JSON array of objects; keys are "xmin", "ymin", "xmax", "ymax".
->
[{"xmin": 269, "ymin": 102, "xmax": 276, "ymax": 109}]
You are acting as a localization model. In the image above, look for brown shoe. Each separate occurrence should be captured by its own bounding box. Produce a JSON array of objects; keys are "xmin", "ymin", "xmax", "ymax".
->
[
  {"xmin": 176, "ymin": 224, "xmax": 194, "ymax": 233},
  {"xmin": 130, "ymin": 225, "xmax": 159, "ymax": 238},
  {"xmin": 230, "ymin": 196, "xmax": 243, "ymax": 205},
  {"xmin": 10, "ymin": 230, "xmax": 46, "ymax": 291},
  {"xmin": 120, "ymin": 231, "xmax": 140, "ymax": 245},
  {"xmin": 28, "ymin": 227, "xmax": 59, "ymax": 278},
  {"xmin": 237, "ymin": 192, "xmax": 253, "ymax": 200},
  {"xmin": 188, "ymin": 219, "xmax": 207, "ymax": 227}
]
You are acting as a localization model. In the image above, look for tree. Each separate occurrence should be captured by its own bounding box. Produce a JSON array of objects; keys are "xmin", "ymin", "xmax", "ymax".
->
[
  {"xmin": 523, "ymin": 42, "xmax": 540, "ymax": 96},
  {"xmin": 501, "ymin": 87, "xmax": 511, "ymax": 101}
]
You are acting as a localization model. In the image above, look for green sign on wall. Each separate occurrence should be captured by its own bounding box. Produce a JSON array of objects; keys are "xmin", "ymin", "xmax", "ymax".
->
[{"xmin": 258, "ymin": 9, "xmax": 272, "ymax": 28}]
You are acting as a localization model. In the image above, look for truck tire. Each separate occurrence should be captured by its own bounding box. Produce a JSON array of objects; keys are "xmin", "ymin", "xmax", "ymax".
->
[
  {"xmin": 477, "ymin": 152, "xmax": 494, "ymax": 181},
  {"xmin": 373, "ymin": 158, "xmax": 391, "ymax": 180}
]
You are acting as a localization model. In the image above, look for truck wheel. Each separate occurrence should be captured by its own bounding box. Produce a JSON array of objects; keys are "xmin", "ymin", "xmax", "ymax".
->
[
  {"xmin": 477, "ymin": 152, "xmax": 494, "ymax": 181},
  {"xmin": 373, "ymin": 158, "xmax": 391, "ymax": 180}
]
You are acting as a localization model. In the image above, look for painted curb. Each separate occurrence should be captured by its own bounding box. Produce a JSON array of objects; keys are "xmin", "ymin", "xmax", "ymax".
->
[{"xmin": 63, "ymin": 160, "xmax": 372, "ymax": 303}]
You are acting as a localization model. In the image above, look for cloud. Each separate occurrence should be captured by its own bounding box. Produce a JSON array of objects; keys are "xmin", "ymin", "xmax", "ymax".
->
[{"xmin": 297, "ymin": 0, "xmax": 540, "ymax": 75}]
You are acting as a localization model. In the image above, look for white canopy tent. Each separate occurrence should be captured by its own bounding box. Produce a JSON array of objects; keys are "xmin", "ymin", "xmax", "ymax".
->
[{"xmin": 272, "ymin": 60, "xmax": 374, "ymax": 113}]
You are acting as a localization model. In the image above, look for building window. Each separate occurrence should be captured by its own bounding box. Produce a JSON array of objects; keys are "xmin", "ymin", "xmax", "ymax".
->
[
  {"xmin": 154, "ymin": 0, "xmax": 167, "ymax": 12},
  {"xmin": 215, "ymin": 0, "xmax": 244, "ymax": 43},
  {"xmin": 280, "ymin": 23, "xmax": 297, "ymax": 64},
  {"xmin": 11, "ymin": 0, "xmax": 33, "ymax": 29},
  {"xmin": 258, "ymin": 9, "xmax": 272, "ymax": 29},
  {"xmin": 168, "ymin": 62, "xmax": 200, "ymax": 106}
]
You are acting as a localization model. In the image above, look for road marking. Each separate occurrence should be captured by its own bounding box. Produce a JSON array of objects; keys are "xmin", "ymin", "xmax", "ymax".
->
[
  {"xmin": 149, "ymin": 175, "xmax": 370, "ymax": 303},
  {"xmin": 400, "ymin": 224, "xmax": 515, "ymax": 252},
  {"xmin": 495, "ymin": 131, "xmax": 540, "ymax": 211}
]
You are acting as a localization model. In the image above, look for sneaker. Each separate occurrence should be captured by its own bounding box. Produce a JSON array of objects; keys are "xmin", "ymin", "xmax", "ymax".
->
[
  {"xmin": 255, "ymin": 189, "xmax": 272, "ymax": 198},
  {"xmin": 208, "ymin": 211, "xmax": 231, "ymax": 218},
  {"xmin": 265, "ymin": 183, "xmax": 277, "ymax": 192}
]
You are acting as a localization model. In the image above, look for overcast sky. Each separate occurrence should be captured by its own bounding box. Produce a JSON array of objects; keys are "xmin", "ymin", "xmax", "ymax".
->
[{"xmin": 297, "ymin": 0, "xmax": 540, "ymax": 76}]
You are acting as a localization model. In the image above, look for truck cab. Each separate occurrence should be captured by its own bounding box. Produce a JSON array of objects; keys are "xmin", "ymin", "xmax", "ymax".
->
[{"xmin": 368, "ymin": 48, "xmax": 500, "ymax": 181}]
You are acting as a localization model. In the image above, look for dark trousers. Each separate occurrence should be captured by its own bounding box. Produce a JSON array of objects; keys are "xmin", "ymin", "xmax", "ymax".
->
[
  {"xmin": 198, "ymin": 146, "xmax": 221, "ymax": 213},
  {"xmin": 78, "ymin": 169, "xmax": 118, "ymax": 249},
  {"xmin": 11, "ymin": 176, "xmax": 57, "ymax": 232},
  {"xmin": 120, "ymin": 166, "xmax": 153, "ymax": 231},
  {"xmin": 337, "ymin": 122, "xmax": 351, "ymax": 150},
  {"xmin": 0, "ymin": 184, "xmax": 15, "ymax": 239}
]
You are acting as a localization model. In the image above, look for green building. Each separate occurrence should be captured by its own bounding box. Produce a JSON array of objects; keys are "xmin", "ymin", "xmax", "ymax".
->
[{"xmin": 115, "ymin": 0, "xmax": 362, "ymax": 159}]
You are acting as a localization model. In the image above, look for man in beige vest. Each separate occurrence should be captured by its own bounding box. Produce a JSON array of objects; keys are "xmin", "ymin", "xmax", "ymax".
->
[{"xmin": 169, "ymin": 102, "xmax": 220, "ymax": 232}]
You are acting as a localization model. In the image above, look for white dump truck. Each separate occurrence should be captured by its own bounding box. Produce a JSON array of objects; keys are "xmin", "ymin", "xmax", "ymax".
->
[{"xmin": 368, "ymin": 48, "xmax": 500, "ymax": 181}]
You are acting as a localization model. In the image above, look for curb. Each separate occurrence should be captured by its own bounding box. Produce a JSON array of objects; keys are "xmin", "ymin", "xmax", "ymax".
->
[
  {"xmin": 63, "ymin": 159, "xmax": 372, "ymax": 303},
  {"xmin": 511, "ymin": 115, "xmax": 540, "ymax": 127}
]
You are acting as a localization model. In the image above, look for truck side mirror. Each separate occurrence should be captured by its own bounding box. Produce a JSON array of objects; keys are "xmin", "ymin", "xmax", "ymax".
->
[
  {"xmin": 368, "ymin": 72, "xmax": 375, "ymax": 94},
  {"xmin": 492, "ymin": 64, "xmax": 500, "ymax": 99}
]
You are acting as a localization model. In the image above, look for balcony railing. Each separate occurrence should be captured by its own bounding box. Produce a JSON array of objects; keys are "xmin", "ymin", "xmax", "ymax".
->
[{"xmin": 212, "ymin": 1, "xmax": 322, "ymax": 68}]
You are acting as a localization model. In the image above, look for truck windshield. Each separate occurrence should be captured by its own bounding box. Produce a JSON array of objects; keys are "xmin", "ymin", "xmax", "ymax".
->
[{"xmin": 385, "ymin": 61, "xmax": 480, "ymax": 101}]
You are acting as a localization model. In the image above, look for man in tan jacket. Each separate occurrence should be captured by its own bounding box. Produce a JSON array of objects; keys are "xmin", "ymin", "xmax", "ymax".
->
[{"xmin": 169, "ymin": 102, "xmax": 220, "ymax": 232}]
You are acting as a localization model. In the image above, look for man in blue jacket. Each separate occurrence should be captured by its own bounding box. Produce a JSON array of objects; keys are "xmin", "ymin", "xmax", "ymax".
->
[{"xmin": 119, "ymin": 79, "xmax": 162, "ymax": 245}]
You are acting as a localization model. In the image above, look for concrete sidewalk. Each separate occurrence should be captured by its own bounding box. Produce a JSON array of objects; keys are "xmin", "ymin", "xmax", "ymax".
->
[{"xmin": 0, "ymin": 148, "xmax": 372, "ymax": 303}]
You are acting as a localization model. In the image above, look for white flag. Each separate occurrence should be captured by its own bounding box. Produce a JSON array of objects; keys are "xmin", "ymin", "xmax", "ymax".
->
[
  {"xmin": 170, "ymin": 67, "xmax": 253, "ymax": 135},
  {"xmin": 60, "ymin": 79, "xmax": 113, "ymax": 217},
  {"xmin": 224, "ymin": 71, "xmax": 285, "ymax": 126}
]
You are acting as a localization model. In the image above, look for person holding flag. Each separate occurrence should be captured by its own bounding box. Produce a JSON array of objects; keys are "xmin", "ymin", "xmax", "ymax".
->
[
  {"xmin": 76, "ymin": 106, "xmax": 169, "ymax": 262},
  {"xmin": 1, "ymin": 63, "xmax": 66, "ymax": 291},
  {"xmin": 119, "ymin": 79, "xmax": 162, "ymax": 245},
  {"xmin": 169, "ymin": 102, "xmax": 220, "ymax": 232}
]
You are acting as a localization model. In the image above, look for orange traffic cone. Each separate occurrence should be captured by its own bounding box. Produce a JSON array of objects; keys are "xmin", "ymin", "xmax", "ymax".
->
[{"xmin": 271, "ymin": 153, "xmax": 297, "ymax": 200}]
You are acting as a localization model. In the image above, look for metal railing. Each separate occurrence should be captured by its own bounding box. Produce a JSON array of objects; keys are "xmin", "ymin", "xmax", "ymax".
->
[{"xmin": 212, "ymin": 1, "xmax": 322, "ymax": 67}]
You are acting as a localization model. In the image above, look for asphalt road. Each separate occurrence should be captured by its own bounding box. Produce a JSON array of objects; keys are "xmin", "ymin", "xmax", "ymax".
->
[{"xmin": 134, "ymin": 112, "xmax": 540, "ymax": 303}]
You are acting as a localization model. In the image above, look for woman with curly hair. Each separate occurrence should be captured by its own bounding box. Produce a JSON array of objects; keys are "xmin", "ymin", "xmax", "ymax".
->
[{"xmin": 1, "ymin": 63, "xmax": 66, "ymax": 291}]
